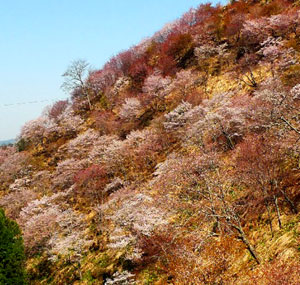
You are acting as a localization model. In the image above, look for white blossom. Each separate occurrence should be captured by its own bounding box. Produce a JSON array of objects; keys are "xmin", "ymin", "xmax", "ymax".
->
[
  {"xmin": 119, "ymin": 98, "xmax": 142, "ymax": 121},
  {"xmin": 105, "ymin": 271, "xmax": 135, "ymax": 285},
  {"xmin": 164, "ymin": 101, "xmax": 192, "ymax": 130}
]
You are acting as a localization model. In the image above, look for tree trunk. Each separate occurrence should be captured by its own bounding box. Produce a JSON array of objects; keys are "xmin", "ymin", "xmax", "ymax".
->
[
  {"xmin": 265, "ymin": 200, "xmax": 274, "ymax": 237},
  {"xmin": 280, "ymin": 189, "xmax": 297, "ymax": 214},
  {"xmin": 87, "ymin": 94, "xmax": 92, "ymax": 110},
  {"xmin": 280, "ymin": 116, "xmax": 300, "ymax": 137},
  {"xmin": 273, "ymin": 195, "xmax": 282, "ymax": 229},
  {"xmin": 222, "ymin": 129, "xmax": 234, "ymax": 150},
  {"xmin": 234, "ymin": 225, "xmax": 261, "ymax": 264}
]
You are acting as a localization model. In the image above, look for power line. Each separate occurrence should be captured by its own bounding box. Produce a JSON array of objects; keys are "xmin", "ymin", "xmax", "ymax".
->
[{"xmin": 0, "ymin": 98, "xmax": 69, "ymax": 108}]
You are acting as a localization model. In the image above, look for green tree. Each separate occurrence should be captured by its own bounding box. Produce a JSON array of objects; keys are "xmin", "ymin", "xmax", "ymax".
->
[{"xmin": 0, "ymin": 208, "xmax": 26, "ymax": 284}]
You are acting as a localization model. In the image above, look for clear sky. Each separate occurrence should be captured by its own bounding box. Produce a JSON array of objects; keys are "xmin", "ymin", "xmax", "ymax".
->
[{"xmin": 0, "ymin": 0, "xmax": 225, "ymax": 141}]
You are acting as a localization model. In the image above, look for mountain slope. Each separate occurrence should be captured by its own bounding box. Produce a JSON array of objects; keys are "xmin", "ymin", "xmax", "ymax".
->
[{"xmin": 1, "ymin": 0, "xmax": 300, "ymax": 284}]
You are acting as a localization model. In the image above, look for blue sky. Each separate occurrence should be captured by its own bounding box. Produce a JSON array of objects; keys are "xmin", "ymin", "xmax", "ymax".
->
[{"xmin": 0, "ymin": 0, "xmax": 224, "ymax": 140}]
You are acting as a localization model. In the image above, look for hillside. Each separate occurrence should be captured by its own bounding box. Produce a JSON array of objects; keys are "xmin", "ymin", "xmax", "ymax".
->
[{"xmin": 1, "ymin": 0, "xmax": 300, "ymax": 284}]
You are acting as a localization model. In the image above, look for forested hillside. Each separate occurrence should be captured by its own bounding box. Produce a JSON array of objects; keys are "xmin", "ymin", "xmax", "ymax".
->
[{"xmin": 1, "ymin": 0, "xmax": 300, "ymax": 283}]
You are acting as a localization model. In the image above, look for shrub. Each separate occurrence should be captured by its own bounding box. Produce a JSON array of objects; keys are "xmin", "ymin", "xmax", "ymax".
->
[{"xmin": 16, "ymin": 138, "xmax": 28, "ymax": 152}]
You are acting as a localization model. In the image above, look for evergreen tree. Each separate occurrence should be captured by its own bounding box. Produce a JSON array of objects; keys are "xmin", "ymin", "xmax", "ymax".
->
[{"xmin": 0, "ymin": 208, "xmax": 26, "ymax": 284}]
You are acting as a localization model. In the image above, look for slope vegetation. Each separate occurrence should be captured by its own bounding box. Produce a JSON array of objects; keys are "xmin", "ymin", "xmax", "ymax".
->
[{"xmin": 1, "ymin": 0, "xmax": 300, "ymax": 284}]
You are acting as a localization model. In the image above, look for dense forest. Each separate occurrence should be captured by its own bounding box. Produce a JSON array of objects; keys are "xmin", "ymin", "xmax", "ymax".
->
[{"xmin": 1, "ymin": 0, "xmax": 300, "ymax": 283}]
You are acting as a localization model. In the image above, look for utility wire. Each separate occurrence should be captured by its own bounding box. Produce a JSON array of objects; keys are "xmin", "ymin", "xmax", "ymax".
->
[{"xmin": 0, "ymin": 98, "xmax": 69, "ymax": 108}]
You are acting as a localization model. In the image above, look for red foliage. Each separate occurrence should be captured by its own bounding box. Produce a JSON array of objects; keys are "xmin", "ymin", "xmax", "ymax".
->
[
  {"xmin": 157, "ymin": 54, "xmax": 177, "ymax": 77},
  {"xmin": 258, "ymin": 0, "xmax": 291, "ymax": 17},
  {"xmin": 185, "ymin": 89, "xmax": 205, "ymax": 106},
  {"xmin": 116, "ymin": 50, "xmax": 135, "ymax": 76},
  {"xmin": 92, "ymin": 110, "xmax": 120, "ymax": 135},
  {"xmin": 234, "ymin": 134, "xmax": 298, "ymax": 226},
  {"xmin": 194, "ymin": 3, "xmax": 220, "ymax": 28},
  {"xmin": 75, "ymin": 165, "xmax": 107, "ymax": 187},
  {"xmin": 74, "ymin": 165, "xmax": 108, "ymax": 204},
  {"xmin": 223, "ymin": 11, "xmax": 246, "ymax": 39},
  {"xmin": 134, "ymin": 227, "xmax": 174, "ymax": 266},
  {"xmin": 251, "ymin": 259, "xmax": 300, "ymax": 284},
  {"xmin": 159, "ymin": 33, "xmax": 194, "ymax": 75},
  {"xmin": 48, "ymin": 100, "xmax": 69, "ymax": 121},
  {"xmin": 193, "ymin": 3, "xmax": 222, "ymax": 40},
  {"xmin": 128, "ymin": 56, "xmax": 152, "ymax": 90}
]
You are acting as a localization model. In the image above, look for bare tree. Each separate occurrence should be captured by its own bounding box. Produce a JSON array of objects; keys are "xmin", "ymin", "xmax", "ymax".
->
[
  {"xmin": 61, "ymin": 59, "xmax": 92, "ymax": 110},
  {"xmin": 196, "ymin": 162, "xmax": 261, "ymax": 264}
]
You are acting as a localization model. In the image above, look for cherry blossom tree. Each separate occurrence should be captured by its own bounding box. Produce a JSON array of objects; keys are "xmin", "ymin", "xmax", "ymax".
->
[
  {"xmin": 250, "ymin": 78, "xmax": 300, "ymax": 138},
  {"xmin": 0, "ymin": 146, "xmax": 15, "ymax": 165},
  {"xmin": 88, "ymin": 135, "xmax": 120, "ymax": 165},
  {"xmin": 119, "ymin": 98, "xmax": 142, "ymax": 121},
  {"xmin": 290, "ymin": 83, "xmax": 300, "ymax": 100},
  {"xmin": 48, "ymin": 208, "xmax": 92, "ymax": 262},
  {"xmin": 164, "ymin": 101, "xmax": 192, "ymax": 131},
  {"xmin": 142, "ymin": 73, "xmax": 171, "ymax": 99},
  {"xmin": 111, "ymin": 76, "xmax": 131, "ymax": 97},
  {"xmin": 104, "ymin": 177, "xmax": 124, "ymax": 196},
  {"xmin": 87, "ymin": 67, "xmax": 117, "ymax": 95},
  {"xmin": 60, "ymin": 129, "xmax": 100, "ymax": 159},
  {"xmin": 186, "ymin": 93, "xmax": 247, "ymax": 151},
  {"xmin": 52, "ymin": 158, "xmax": 88, "ymax": 190},
  {"xmin": 0, "ymin": 151, "xmax": 30, "ymax": 186},
  {"xmin": 105, "ymin": 192, "xmax": 170, "ymax": 253},
  {"xmin": 18, "ymin": 190, "xmax": 91, "ymax": 260},
  {"xmin": 241, "ymin": 17, "xmax": 269, "ymax": 46},
  {"xmin": 165, "ymin": 70, "xmax": 198, "ymax": 101},
  {"xmin": 20, "ymin": 115, "xmax": 55, "ymax": 145},
  {"xmin": 56, "ymin": 105, "xmax": 84, "ymax": 136},
  {"xmin": 0, "ymin": 189, "xmax": 37, "ymax": 220},
  {"xmin": 268, "ymin": 13, "xmax": 295, "ymax": 36},
  {"xmin": 100, "ymin": 139, "xmax": 126, "ymax": 174},
  {"xmin": 152, "ymin": 21, "xmax": 179, "ymax": 43},
  {"xmin": 105, "ymin": 271, "xmax": 135, "ymax": 285},
  {"xmin": 18, "ymin": 197, "xmax": 61, "ymax": 255},
  {"xmin": 258, "ymin": 37, "xmax": 283, "ymax": 77}
]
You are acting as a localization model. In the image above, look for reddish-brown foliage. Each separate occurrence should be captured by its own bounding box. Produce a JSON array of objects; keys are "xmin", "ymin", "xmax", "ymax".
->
[
  {"xmin": 251, "ymin": 259, "xmax": 300, "ymax": 284},
  {"xmin": 48, "ymin": 100, "xmax": 69, "ymax": 121},
  {"xmin": 159, "ymin": 33, "xmax": 195, "ymax": 74},
  {"xmin": 92, "ymin": 110, "xmax": 121, "ymax": 135},
  {"xmin": 128, "ymin": 56, "xmax": 152, "ymax": 90},
  {"xmin": 258, "ymin": 0, "xmax": 291, "ymax": 17},
  {"xmin": 74, "ymin": 165, "xmax": 108, "ymax": 204}
]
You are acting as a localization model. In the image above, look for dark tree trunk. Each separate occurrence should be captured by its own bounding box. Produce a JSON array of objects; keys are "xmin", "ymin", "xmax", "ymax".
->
[
  {"xmin": 265, "ymin": 200, "xmax": 274, "ymax": 237},
  {"xmin": 273, "ymin": 195, "xmax": 282, "ymax": 229},
  {"xmin": 280, "ymin": 189, "xmax": 297, "ymax": 214},
  {"xmin": 233, "ymin": 224, "xmax": 261, "ymax": 264}
]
